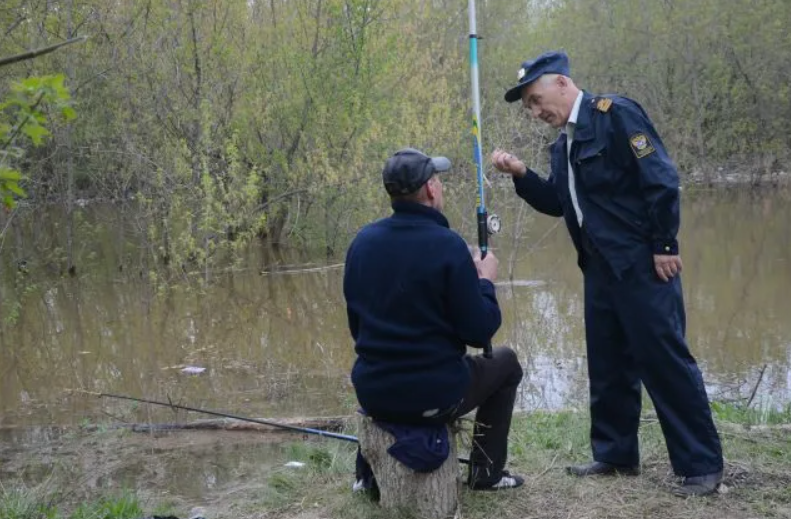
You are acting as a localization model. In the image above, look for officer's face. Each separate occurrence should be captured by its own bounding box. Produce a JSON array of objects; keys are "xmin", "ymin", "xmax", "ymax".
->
[{"xmin": 520, "ymin": 75, "xmax": 571, "ymax": 129}]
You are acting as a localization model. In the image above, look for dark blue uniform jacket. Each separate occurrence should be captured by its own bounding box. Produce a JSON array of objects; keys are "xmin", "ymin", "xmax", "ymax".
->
[
  {"xmin": 514, "ymin": 92, "xmax": 681, "ymax": 277},
  {"xmin": 344, "ymin": 201, "xmax": 501, "ymax": 420}
]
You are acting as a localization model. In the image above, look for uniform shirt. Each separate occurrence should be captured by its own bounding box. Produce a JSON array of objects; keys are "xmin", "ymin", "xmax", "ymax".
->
[
  {"xmin": 343, "ymin": 201, "xmax": 501, "ymax": 421},
  {"xmin": 512, "ymin": 92, "xmax": 681, "ymax": 278},
  {"xmin": 566, "ymin": 90, "xmax": 584, "ymax": 227}
]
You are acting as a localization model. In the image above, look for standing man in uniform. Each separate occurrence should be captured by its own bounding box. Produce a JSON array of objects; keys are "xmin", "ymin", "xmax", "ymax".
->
[{"xmin": 491, "ymin": 51, "xmax": 723, "ymax": 496}]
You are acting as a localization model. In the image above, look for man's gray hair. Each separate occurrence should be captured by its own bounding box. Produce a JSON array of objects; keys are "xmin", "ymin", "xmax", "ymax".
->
[{"xmin": 540, "ymin": 73, "xmax": 560, "ymax": 85}]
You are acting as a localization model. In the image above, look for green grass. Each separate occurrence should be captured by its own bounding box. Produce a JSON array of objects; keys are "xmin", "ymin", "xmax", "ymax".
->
[
  {"xmin": 0, "ymin": 485, "xmax": 58, "ymax": 519},
  {"xmin": 0, "ymin": 487, "xmax": 143, "ymax": 519},
  {"xmin": 711, "ymin": 400, "xmax": 791, "ymax": 426},
  {"xmin": 68, "ymin": 494, "xmax": 142, "ymax": 519},
  {"xmin": 237, "ymin": 409, "xmax": 791, "ymax": 519}
]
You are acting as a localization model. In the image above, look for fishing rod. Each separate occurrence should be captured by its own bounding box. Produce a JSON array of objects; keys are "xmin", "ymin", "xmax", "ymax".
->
[
  {"xmin": 80, "ymin": 391, "xmax": 358, "ymax": 442},
  {"xmin": 468, "ymin": 0, "xmax": 501, "ymax": 358},
  {"xmin": 81, "ymin": 391, "xmax": 471, "ymax": 464}
]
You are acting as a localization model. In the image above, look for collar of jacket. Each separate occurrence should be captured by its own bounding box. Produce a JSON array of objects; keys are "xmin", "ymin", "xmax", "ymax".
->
[
  {"xmin": 571, "ymin": 91, "xmax": 598, "ymax": 143},
  {"xmin": 391, "ymin": 200, "xmax": 450, "ymax": 228}
]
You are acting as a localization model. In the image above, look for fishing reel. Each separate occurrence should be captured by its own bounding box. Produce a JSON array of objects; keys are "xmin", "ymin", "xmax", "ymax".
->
[
  {"xmin": 477, "ymin": 211, "xmax": 501, "ymax": 253},
  {"xmin": 486, "ymin": 213, "xmax": 501, "ymax": 235}
]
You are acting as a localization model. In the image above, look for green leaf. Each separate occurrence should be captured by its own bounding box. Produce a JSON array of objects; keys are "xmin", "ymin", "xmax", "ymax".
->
[
  {"xmin": 6, "ymin": 182, "xmax": 26, "ymax": 197},
  {"xmin": 50, "ymin": 74, "xmax": 71, "ymax": 101},
  {"xmin": 21, "ymin": 124, "xmax": 50, "ymax": 145},
  {"xmin": 17, "ymin": 77, "xmax": 41, "ymax": 92},
  {"xmin": 24, "ymin": 76, "xmax": 43, "ymax": 89},
  {"xmin": 62, "ymin": 106, "xmax": 77, "ymax": 120},
  {"xmin": 0, "ymin": 168, "xmax": 23, "ymax": 181}
]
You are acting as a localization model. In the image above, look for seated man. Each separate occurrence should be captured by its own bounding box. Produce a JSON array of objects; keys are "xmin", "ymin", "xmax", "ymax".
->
[{"xmin": 343, "ymin": 147, "xmax": 524, "ymax": 490}]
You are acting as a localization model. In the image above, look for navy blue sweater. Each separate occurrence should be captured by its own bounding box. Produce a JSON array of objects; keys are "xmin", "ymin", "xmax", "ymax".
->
[{"xmin": 344, "ymin": 201, "xmax": 501, "ymax": 420}]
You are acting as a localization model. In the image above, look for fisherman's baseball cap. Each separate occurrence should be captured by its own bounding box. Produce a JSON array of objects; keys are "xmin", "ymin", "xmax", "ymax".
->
[{"xmin": 382, "ymin": 148, "xmax": 452, "ymax": 196}]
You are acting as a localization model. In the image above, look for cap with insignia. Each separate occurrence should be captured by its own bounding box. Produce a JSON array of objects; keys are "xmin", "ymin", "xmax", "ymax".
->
[{"xmin": 504, "ymin": 50, "xmax": 570, "ymax": 103}]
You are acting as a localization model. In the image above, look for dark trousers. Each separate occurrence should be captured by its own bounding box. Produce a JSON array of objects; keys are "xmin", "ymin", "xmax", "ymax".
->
[
  {"xmin": 358, "ymin": 347, "xmax": 522, "ymax": 485},
  {"xmin": 452, "ymin": 346, "xmax": 524, "ymax": 484},
  {"xmin": 582, "ymin": 245, "xmax": 723, "ymax": 477}
]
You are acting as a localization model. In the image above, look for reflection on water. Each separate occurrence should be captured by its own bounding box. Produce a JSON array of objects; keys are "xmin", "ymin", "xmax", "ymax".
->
[
  {"xmin": 0, "ymin": 426, "xmax": 292, "ymax": 502},
  {"xmin": 1, "ymin": 187, "xmax": 790, "ymax": 438}
]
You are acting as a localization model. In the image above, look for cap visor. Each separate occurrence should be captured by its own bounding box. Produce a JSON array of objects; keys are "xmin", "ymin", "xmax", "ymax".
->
[
  {"xmin": 430, "ymin": 156, "xmax": 451, "ymax": 173},
  {"xmin": 504, "ymin": 84, "xmax": 525, "ymax": 103}
]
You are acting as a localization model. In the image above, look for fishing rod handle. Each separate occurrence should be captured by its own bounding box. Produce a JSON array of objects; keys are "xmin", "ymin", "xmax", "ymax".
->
[{"xmin": 477, "ymin": 211, "xmax": 488, "ymax": 258}]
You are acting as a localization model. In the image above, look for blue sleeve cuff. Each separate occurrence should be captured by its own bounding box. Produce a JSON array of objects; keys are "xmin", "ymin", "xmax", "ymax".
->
[
  {"xmin": 652, "ymin": 239, "xmax": 679, "ymax": 255},
  {"xmin": 512, "ymin": 173, "xmax": 531, "ymax": 190},
  {"xmin": 479, "ymin": 278, "xmax": 496, "ymax": 295}
]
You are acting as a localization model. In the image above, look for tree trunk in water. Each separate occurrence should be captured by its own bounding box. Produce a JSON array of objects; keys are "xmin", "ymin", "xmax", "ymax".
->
[{"xmin": 357, "ymin": 415, "xmax": 459, "ymax": 519}]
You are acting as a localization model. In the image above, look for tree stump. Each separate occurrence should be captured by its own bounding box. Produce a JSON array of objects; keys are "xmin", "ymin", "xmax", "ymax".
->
[{"xmin": 357, "ymin": 414, "xmax": 460, "ymax": 519}]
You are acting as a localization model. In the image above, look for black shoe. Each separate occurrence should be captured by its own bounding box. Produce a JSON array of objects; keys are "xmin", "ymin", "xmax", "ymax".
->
[
  {"xmin": 566, "ymin": 461, "xmax": 640, "ymax": 477},
  {"xmin": 672, "ymin": 470, "xmax": 723, "ymax": 497},
  {"xmin": 469, "ymin": 470, "xmax": 525, "ymax": 491}
]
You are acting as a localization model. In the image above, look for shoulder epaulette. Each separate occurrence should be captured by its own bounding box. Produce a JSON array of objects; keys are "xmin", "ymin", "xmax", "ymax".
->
[{"xmin": 595, "ymin": 97, "xmax": 612, "ymax": 113}]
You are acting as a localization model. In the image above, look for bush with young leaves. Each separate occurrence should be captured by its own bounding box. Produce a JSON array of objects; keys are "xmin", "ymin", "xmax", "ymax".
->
[{"xmin": 0, "ymin": 74, "xmax": 75, "ymax": 209}]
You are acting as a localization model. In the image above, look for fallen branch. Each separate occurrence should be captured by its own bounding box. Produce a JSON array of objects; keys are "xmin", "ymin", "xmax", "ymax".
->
[
  {"xmin": 79, "ymin": 415, "xmax": 349, "ymax": 434},
  {"xmin": 259, "ymin": 262, "xmax": 344, "ymax": 276}
]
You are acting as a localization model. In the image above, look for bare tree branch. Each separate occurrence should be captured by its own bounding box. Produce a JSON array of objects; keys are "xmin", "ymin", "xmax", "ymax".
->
[{"xmin": 0, "ymin": 35, "xmax": 87, "ymax": 68}]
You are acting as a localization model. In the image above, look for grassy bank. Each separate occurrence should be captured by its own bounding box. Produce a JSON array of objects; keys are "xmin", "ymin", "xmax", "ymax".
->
[
  {"xmin": 0, "ymin": 490, "xmax": 151, "ymax": 519},
  {"xmin": 249, "ymin": 407, "xmax": 791, "ymax": 519},
  {"xmin": 2, "ymin": 404, "xmax": 791, "ymax": 519}
]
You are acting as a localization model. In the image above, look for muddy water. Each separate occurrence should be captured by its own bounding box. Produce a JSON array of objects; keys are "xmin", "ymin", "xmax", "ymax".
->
[
  {"xmin": 1, "ymin": 186, "xmax": 790, "ymax": 501},
  {"xmin": 0, "ymin": 425, "xmax": 303, "ymax": 507}
]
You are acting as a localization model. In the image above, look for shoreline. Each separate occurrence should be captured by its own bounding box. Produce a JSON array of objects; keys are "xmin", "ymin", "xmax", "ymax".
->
[{"xmin": 2, "ymin": 405, "xmax": 790, "ymax": 519}]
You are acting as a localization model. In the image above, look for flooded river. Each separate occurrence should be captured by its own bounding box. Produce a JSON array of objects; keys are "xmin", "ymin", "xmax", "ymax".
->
[{"xmin": 1, "ymin": 187, "xmax": 790, "ymax": 430}]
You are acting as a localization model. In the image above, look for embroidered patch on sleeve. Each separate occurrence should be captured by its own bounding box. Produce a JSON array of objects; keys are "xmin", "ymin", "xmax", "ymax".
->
[{"xmin": 629, "ymin": 133, "xmax": 656, "ymax": 158}]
